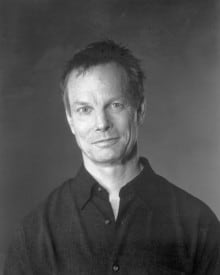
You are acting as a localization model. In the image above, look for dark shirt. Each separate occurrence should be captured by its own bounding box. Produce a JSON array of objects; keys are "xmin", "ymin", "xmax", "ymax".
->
[{"xmin": 4, "ymin": 158, "xmax": 220, "ymax": 274}]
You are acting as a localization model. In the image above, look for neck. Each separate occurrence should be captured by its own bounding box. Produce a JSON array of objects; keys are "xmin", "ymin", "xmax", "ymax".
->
[{"xmin": 83, "ymin": 154, "xmax": 143, "ymax": 196}]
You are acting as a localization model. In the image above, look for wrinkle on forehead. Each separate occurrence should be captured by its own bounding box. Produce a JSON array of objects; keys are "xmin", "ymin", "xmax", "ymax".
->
[
  {"xmin": 68, "ymin": 62, "xmax": 129, "ymax": 93},
  {"xmin": 67, "ymin": 62, "xmax": 130, "ymax": 105}
]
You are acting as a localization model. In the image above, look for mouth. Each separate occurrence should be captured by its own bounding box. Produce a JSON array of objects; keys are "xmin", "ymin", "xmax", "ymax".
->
[{"xmin": 92, "ymin": 137, "xmax": 119, "ymax": 147}]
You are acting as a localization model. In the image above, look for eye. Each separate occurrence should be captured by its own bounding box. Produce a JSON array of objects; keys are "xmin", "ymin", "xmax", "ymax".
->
[
  {"xmin": 110, "ymin": 102, "xmax": 124, "ymax": 111},
  {"xmin": 76, "ymin": 106, "xmax": 92, "ymax": 114}
]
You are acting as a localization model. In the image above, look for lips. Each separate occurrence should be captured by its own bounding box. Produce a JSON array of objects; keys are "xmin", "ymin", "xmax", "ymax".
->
[
  {"xmin": 92, "ymin": 137, "xmax": 119, "ymax": 147},
  {"xmin": 93, "ymin": 137, "xmax": 119, "ymax": 144}
]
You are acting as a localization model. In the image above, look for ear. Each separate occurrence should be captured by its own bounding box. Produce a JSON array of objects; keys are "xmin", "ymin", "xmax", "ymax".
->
[
  {"xmin": 137, "ymin": 98, "xmax": 146, "ymax": 125},
  {"xmin": 65, "ymin": 111, "xmax": 75, "ymax": 135}
]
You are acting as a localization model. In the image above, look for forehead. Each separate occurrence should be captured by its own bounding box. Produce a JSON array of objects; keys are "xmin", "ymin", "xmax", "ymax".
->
[{"xmin": 66, "ymin": 63, "xmax": 128, "ymax": 102}]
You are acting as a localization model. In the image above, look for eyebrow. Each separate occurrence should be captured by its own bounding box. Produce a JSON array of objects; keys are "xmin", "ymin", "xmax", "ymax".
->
[
  {"xmin": 71, "ymin": 96, "xmax": 127, "ymax": 108},
  {"xmin": 72, "ymin": 101, "xmax": 90, "ymax": 106}
]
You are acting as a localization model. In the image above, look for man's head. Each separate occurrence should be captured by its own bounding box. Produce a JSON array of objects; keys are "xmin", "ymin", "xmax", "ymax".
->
[
  {"xmin": 61, "ymin": 40, "xmax": 145, "ymax": 117},
  {"xmin": 61, "ymin": 40, "xmax": 146, "ymax": 166}
]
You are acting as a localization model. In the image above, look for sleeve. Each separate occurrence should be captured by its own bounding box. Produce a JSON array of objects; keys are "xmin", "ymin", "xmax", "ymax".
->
[
  {"xmin": 193, "ymin": 213, "xmax": 220, "ymax": 275},
  {"xmin": 3, "ymin": 224, "xmax": 33, "ymax": 275}
]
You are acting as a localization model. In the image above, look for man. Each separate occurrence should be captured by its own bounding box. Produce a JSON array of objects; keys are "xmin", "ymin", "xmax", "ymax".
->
[{"xmin": 4, "ymin": 40, "xmax": 220, "ymax": 274}]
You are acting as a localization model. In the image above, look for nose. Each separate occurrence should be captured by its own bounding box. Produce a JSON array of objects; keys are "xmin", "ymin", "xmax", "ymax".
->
[{"xmin": 95, "ymin": 110, "xmax": 111, "ymax": 132}]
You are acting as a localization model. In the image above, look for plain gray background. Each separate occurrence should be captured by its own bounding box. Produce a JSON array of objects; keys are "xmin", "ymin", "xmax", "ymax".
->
[{"xmin": 0, "ymin": 0, "xmax": 220, "ymax": 272}]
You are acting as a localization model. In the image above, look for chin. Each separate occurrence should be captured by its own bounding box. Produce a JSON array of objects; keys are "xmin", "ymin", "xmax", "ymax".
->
[{"xmin": 89, "ymin": 152, "xmax": 124, "ymax": 165}]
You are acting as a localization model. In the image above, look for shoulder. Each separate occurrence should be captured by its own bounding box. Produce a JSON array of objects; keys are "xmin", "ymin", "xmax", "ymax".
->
[
  {"xmin": 149, "ymin": 171, "xmax": 219, "ymax": 230},
  {"xmin": 4, "ymin": 178, "xmax": 78, "ymax": 273},
  {"xmin": 21, "ymin": 177, "xmax": 77, "ymax": 236},
  {"xmin": 140, "ymin": 158, "xmax": 220, "ymax": 272},
  {"xmin": 140, "ymin": 158, "xmax": 219, "ymax": 229}
]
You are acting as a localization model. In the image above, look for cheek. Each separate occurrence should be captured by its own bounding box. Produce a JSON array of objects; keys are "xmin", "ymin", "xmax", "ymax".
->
[
  {"xmin": 116, "ymin": 113, "xmax": 137, "ymax": 135},
  {"xmin": 72, "ymin": 120, "xmax": 93, "ymax": 140},
  {"xmin": 115, "ymin": 123, "xmax": 135, "ymax": 145},
  {"xmin": 124, "ymin": 120, "xmax": 138, "ymax": 143}
]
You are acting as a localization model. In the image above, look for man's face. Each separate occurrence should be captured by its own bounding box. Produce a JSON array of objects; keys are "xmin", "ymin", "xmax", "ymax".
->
[{"xmin": 66, "ymin": 62, "xmax": 144, "ymax": 166}]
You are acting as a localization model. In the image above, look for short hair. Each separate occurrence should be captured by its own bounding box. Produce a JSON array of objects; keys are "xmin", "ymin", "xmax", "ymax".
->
[{"xmin": 60, "ymin": 40, "xmax": 145, "ymax": 116}]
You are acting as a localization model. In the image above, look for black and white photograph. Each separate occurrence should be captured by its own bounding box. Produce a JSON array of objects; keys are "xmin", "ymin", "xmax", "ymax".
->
[{"xmin": 1, "ymin": 0, "xmax": 220, "ymax": 274}]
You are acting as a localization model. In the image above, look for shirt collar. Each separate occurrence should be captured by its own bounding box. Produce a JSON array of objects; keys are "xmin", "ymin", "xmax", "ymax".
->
[
  {"xmin": 72, "ymin": 163, "xmax": 98, "ymax": 210},
  {"xmin": 119, "ymin": 157, "xmax": 156, "ymax": 210},
  {"xmin": 72, "ymin": 157, "xmax": 157, "ymax": 211}
]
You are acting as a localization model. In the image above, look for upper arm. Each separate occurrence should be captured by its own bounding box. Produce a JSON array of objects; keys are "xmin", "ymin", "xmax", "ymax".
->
[
  {"xmin": 193, "ymin": 215, "xmax": 220, "ymax": 274},
  {"xmin": 4, "ymin": 225, "xmax": 33, "ymax": 275}
]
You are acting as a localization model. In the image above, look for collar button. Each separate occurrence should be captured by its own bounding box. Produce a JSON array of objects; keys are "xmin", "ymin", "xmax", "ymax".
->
[
  {"xmin": 104, "ymin": 219, "xmax": 111, "ymax": 225},
  {"xmin": 112, "ymin": 263, "xmax": 119, "ymax": 272}
]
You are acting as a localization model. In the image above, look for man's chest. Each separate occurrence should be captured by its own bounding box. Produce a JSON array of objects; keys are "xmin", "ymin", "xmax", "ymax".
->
[{"xmin": 38, "ymin": 197, "xmax": 191, "ymax": 275}]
